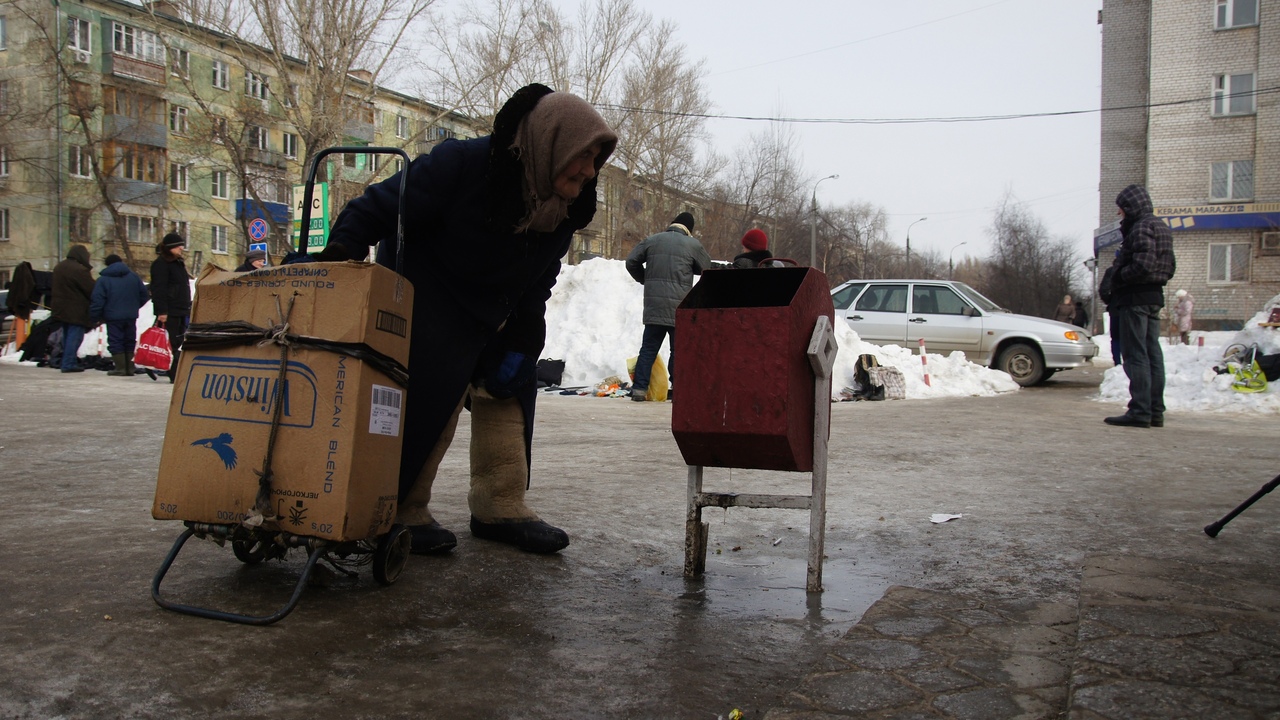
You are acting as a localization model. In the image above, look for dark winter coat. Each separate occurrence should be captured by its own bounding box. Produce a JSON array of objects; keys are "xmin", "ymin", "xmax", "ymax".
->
[
  {"xmin": 732, "ymin": 249, "xmax": 774, "ymax": 269},
  {"xmin": 50, "ymin": 245, "xmax": 95, "ymax": 327},
  {"xmin": 149, "ymin": 254, "xmax": 192, "ymax": 317},
  {"xmin": 90, "ymin": 261, "xmax": 150, "ymax": 324},
  {"xmin": 1112, "ymin": 185, "xmax": 1175, "ymax": 308},
  {"xmin": 6, "ymin": 261, "xmax": 38, "ymax": 319},
  {"xmin": 626, "ymin": 225, "xmax": 712, "ymax": 327},
  {"xmin": 1098, "ymin": 265, "xmax": 1117, "ymax": 308}
]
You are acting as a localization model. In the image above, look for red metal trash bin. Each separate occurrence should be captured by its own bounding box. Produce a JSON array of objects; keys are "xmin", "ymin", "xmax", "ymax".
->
[{"xmin": 671, "ymin": 266, "xmax": 835, "ymax": 472}]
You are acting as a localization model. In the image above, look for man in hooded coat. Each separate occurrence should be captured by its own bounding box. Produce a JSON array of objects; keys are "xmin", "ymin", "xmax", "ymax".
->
[
  {"xmin": 50, "ymin": 245, "xmax": 96, "ymax": 373},
  {"xmin": 321, "ymin": 84, "xmax": 617, "ymax": 555}
]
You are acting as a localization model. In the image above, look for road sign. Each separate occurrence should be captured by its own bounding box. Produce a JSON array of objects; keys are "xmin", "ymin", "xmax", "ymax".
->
[
  {"xmin": 291, "ymin": 182, "xmax": 330, "ymax": 251},
  {"xmin": 248, "ymin": 218, "xmax": 269, "ymax": 241}
]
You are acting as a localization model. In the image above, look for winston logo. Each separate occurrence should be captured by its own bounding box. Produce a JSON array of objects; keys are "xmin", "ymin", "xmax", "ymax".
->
[
  {"xmin": 191, "ymin": 433, "xmax": 238, "ymax": 469},
  {"xmin": 179, "ymin": 355, "xmax": 318, "ymax": 428}
]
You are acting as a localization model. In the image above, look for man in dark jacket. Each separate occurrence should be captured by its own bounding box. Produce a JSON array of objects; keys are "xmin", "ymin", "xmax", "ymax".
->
[
  {"xmin": 150, "ymin": 233, "xmax": 192, "ymax": 382},
  {"xmin": 625, "ymin": 211, "xmax": 712, "ymax": 401},
  {"xmin": 322, "ymin": 84, "xmax": 617, "ymax": 555},
  {"xmin": 1098, "ymin": 251, "xmax": 1123, "ymax": 365},
  {"xmin": 50, "ymin": 245, "xmax": 96, "ymax": 373},
  {"xmin": 90, "ymin": 254, "xmax": 150, "ymax": 376},
  {"xmin": 1105, "ymin": 184, "xmax": 1176, "ymax": 428}
]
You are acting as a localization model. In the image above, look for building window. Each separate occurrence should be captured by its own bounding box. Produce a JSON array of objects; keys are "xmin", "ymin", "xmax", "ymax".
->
[
  {"xmin": 244, "ymin": 71, "xmax": 268, "ymax": 100},
  {"xmin": 212, "ymin": 60, "xmax": 229, "ymax": 90},
  {"xmin": 68, "ymin": 17, "xmax": 92, "ymax": 54},
  {"xmin": 0, "ymin": 209, "xmax": 9, "ymax": 241},
  {"xmin": 1216, "ymin": 0, "xmax": 1258, "ymax": 28},
  {"xmin": 369, "ymin": 153, "xmax": 379, "ymax": 173},
  {"xmin": 283, "ymin": 132, "xmax": 298, "ymax": 158},
  {"xmin": 169, "ymin": 220, "xmax": 188, "ymax": 238},
  {"xmin": 396, "ymin": 115, "xmax": 409, "ymax": 139},
  {"xmin": 432, "ymin": 125, "xmax": 456, "ymax": 141},
  {"xmin": 169, "ymin": 162, "xmax": 188, "ymax": 193},
  {"xmin": 70, "ymin": 208, "xmax": 90, "ymax": 243},
  {"xmin": 0, "ymin": 80, "xmax": 9, "ymax": 114},
  {"xmin": 0, "ymin": 146, "xmax": 9, "ymax": 177},
  {"xmin": 247, "ymin": 125, "xmax": 269, "ymax": 151},
  {"xmin": 105, "ymin": 86, "xmax": 164, "ymax": 124},
  {"xmin": 122, "ymin": 214, "xmax": 156, "ymax": 245},
  {"xmin": 1208, "ymin": 243, "xmax": 1250, "ymax": 283},
  {"xmin": 1213, "ymin": 73, "xmax": 1255, "ymax": 116},
  {"xmin": 105, "ymin": 142, "xmax": 163, "ymax": 183},
  {"xmin": 282, "ymin": 83, "xmax": 298, "ymax": 108},
  {"xmin": 169, "ymin": 105, "xmax": 188, "ymax": 134},
  {"xmin": 68, "ymin": 145, "xmax": 92, "ymax": 177},
  {"xmin": 0, "ymin": 16, "xmax": 7, "ymax": 51},
  {"xmin": 1211, "ymin": 160, "xmax": 1253, "ymax": 202},
  {"xmin": 211, "ymin": 225, "xmax": 228, "ymax": 254},
  {"xmin": 112, "ymin": 22, "xmax": 164, "ymax": 65},
  {"xmin": 170, "ymin": 48, "xmax": 190, "ymax": 78},
  {"xmin": 211, "ymin": 116, "xmax": 227, "ymax": 143},
  {"xmin": 211, "ymin": 169, "xmax": 228, "ymax": 199}
]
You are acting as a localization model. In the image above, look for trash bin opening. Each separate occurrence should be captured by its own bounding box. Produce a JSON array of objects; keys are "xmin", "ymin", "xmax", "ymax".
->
[{"xmin": 681, "ymin": 267, "xmax": 808, "ymax": 309}]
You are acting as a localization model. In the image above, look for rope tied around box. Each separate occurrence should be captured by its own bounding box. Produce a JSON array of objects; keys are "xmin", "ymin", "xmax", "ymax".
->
[{"xmin": 182, "ymin": 292, "xmax": 409, "ymax": 526}]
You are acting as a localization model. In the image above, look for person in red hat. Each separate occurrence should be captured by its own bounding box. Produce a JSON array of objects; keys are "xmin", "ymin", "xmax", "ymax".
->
[{"xmin": 732, "ymin": 228, "xmax": 774, "ymax": 268}]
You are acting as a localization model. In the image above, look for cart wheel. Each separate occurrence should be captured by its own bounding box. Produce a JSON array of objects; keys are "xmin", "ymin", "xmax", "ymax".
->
[
  {"xmin": 373, "ymin": 525, "xmax": 411, "ymax": 586},
  {"xmin": 232, "ymin": 539, "xmax": 269, "ymax": 565}
]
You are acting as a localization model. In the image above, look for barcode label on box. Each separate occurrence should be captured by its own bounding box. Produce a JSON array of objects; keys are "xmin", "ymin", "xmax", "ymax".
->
[{"xmin": 369, "ymin": 384, "xmax": 402, "ymax": 437}]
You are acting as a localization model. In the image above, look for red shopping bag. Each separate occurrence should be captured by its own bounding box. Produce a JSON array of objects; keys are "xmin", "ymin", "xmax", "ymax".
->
[{"xmin": 135, "ymin": 323, "xmax": 173, "ymax": 372}]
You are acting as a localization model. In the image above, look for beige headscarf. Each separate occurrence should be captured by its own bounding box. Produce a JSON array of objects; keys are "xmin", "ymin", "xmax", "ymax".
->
[{"xmin": 510, "ymin": 92, "xmax": 617, "ymax": 233}]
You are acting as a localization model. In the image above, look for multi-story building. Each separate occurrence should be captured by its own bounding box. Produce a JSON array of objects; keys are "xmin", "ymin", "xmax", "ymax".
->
[
  {"xmin": 1099, "ymin": 0, "xmax": 1279, "ymax": 330},
  {"xmin": 0, "ymin": 0, "xmax": 477, "ymax": 286}
]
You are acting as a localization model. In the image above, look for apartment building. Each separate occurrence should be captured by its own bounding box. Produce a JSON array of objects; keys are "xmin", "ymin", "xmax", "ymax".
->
[{"xmin": 1099, "ymin": 0, "xmax": 1279, "ymax": 330}]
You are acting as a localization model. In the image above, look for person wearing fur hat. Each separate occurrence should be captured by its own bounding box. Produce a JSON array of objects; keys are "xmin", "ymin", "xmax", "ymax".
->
[
  {"xmin": 732, "ymin": 228, "xmax": 773, "ymax": 268},
  {"xmin": 625, "ymin": 211, "xmax": 713, "ymax": 401},
  {"xmin": 322, "ymin": 83, "xmax": 617, "ymax": 555},
  {"xmin": 235, "ymin": 249, "xmax": 268, "ymax": 272},
  {"xmin": 150, "ymin": 232, "xmax": 192, "ymax": 383},
  {"xmin": 90, "ymin": 254, "xmax": 150, "ymax": 376},
  {"xmin": 50, "ymin": 244, "xmax": 96, "ymax": 373}
]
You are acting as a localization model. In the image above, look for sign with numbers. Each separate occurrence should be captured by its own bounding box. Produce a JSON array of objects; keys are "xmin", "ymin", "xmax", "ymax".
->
[{"xmin": 291, "ymin": 182, "xmax": 330, "ymax": 251}]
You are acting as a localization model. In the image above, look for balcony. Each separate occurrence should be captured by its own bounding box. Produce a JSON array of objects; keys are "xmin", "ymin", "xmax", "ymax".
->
[
  {"xmin": 236, "ymin": 199, "xmax": 290, "ymax": 224},
  {"xmin": 107, "ymin": 54, "xmax": 166, "ymax": 85},
  {"xmin": 107, "ymin": 179, "xmax": 166, "ymax": 207},
  {"xmin": 247, "ymin": 147, "xmax": 288, "ymax": 170},
  {"xmin": 343, "ymin": 121, "xmax": 375, "ymax": 143},
  {"xmin": 103, "ymin": 115, "xmax": 167, "ymax": 148}
]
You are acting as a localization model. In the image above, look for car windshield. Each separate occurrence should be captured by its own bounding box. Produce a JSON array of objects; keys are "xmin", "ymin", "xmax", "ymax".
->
[{"xmin": 952, "ymin": 282, "xmax": 1007, "ymax": 312}]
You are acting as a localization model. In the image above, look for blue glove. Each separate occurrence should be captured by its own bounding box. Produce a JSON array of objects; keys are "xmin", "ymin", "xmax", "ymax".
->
[{"xmin": 484, "ymin": 352, "xmax": 536, "ymax": 399}]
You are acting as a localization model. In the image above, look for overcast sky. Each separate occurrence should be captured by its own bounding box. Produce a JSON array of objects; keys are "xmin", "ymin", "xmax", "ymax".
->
[{"xmin": 560, "ymin": 0, "xmax": 1106, "ymax": 267}]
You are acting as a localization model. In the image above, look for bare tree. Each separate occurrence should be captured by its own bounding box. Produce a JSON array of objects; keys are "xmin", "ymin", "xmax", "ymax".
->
[{"xmin": 983, "ymin": 192, "xmax": 1082, "ymax": 316}]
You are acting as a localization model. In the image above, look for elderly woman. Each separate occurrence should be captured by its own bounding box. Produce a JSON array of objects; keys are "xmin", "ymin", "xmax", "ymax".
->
[{"xmin": 322, "ymin": 84, "xmax": 617, "ymax": 556}]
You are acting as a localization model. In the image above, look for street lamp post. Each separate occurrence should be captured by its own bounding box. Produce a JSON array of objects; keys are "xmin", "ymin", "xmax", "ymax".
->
[
  {"xmin": 810, "ymin": 174, "xmax": 839, "ymax": 268},
  {"xmin": 948, "ymin": 241, "xmax": 967, "ymax": 279},
  {"xmin": 905, "ymin": 217, "xmax": 927, "ymax": 276}
]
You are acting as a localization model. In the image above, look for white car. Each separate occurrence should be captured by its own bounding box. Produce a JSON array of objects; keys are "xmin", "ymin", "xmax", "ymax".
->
[{"xmin": 831, "ymin": 279, "xmax": 1098, "ymax": 386}]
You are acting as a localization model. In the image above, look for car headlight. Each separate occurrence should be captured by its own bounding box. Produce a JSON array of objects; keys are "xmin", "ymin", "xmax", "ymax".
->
[{"xmin": 1064, "ymin": 331, "xmax": 1080, "ymax": 341}]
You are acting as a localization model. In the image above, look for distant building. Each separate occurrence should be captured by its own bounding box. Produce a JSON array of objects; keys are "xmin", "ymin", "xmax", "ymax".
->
[{"xmin": 1099, "ymin": 0, "xmax": 1279, "ymax": 330}]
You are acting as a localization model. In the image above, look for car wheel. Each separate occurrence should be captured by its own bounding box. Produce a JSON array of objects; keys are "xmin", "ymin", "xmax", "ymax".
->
[
  {"xmin": 1036, "ymin": 369, "xmax": 1057, "ymax": 385},
  {"xmin": 998, "ymin": 342, "xmax": 1045, "ymax": 386}
]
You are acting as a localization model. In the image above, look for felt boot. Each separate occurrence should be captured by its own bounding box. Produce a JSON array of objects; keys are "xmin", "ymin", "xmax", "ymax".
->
[
  {"xmin": 108, "ymin": 353, "xmax": 129, "ymax": 376},
  {"xmin": 398, "ymin": 395, "xmax": 466, "ymax": 554},
  {"xmin": 468, "ymin": 387, "xmax": 569, "ymax": 553}
]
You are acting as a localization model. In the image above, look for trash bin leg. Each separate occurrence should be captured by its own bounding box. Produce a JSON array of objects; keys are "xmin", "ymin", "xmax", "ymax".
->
[
  {"xmin": 806, "ymin": 316, "xmax": 837, "ymax": 593},
  {"xmin": 684, "ymin": 465, "xmax": 708, "ymax": 577}
]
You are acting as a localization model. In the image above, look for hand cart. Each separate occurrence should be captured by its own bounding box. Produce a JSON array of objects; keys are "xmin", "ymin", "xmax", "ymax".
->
[{"xmin": 151, "ymin": 146, "xmax": 413, "ymax": 625}]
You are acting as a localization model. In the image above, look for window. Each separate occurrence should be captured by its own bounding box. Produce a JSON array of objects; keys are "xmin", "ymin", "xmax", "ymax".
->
[
  {"xmin": 170, "ymin": 48, "xmax": 189, "ymax": 78},
  {"xmin": 1211, "ymin": 160, "xmax": 1253, "ymax": 201},
  {"xmin": 211, "ymin": 225, "xmax": 228, "ymax": 254},
  {"xmin": 211, "ymin": 169, "xmax": 228, "ymax": 199},
  {"xmin": 211, "ymin": 115, "xmax": 227, "ymax": 143},
  {"xmin": 169, "ymin": 162, "xmax": 188, "ymax": 192},
  {"xmin": 0, "ymin": 80, "xmax": 9, "ymax": 115},
  {"xmin": 911, "ymin": 285, "xmax": 969, "ymax": 315},
  {"xmin": 1216, "ymin": 0, "xmax": 1258, "ymax": 28},
  {"xmin": 244, "ymin": 71, "xmax": 268, "ymax": 100},
  {"xmin": 432, "ymin": 125, "xmax": 456, "ymax": 141},
  {"xmin": 396, "ymin": 115, "xmax": 409, "ymax": 139},
  {"xmin": 169, "ymin": 220, "xmax": 188, "ymax": 238},
  {"xmin": 68, "ymin": 17, "xmax": 92, "ymax": 54},
  {"xmin": 1209, "ymin": 243, "xmax": 1250, "ymax": 283},
  {"xmin": 70, "ymin": 209, "xmax": 91, "ymax": 243},
  {"xmin": 247, "ymin": 125, "xmax": 268, "ymax": 151},
  {"xmin": 0, "ymin": 146, "xmax": 9, "ymax": 177},
  {"xmin": 368, "ymin": 153, "xmax": 379, "ymax": 173},
  {"xmin": 1213, "ymin": 73, "xmax": 1255, "ymax": 116},
  {"xmin": 282, "ymin": 83, "xmax": 298, "ymax": 108},
  {"xmin": 112, "ymin": 22, "xmax": 164, "ymax": 65},
  {"xmin": 212, "ymin": 60, "xmax": 229, "ymax": 90},
  {"xmin": 0, "ymin": 209, "xmax": 9, "ymax": 241},
  {"xmin": 105, "ymin": 142, "xmax": 163, "ymax": 183},
  {"xmin": 105, "ymin": 87, "xmax": 164, "ymax": 124},
  {"xmin": 169, "ymin": 105, "xmax": 188, "ymax": 134},
  {"xmin": 831, "ymin": 283, "xmax": 865, "ymax": 310},
  {"xmin": 0, "ymin": 16, "xmax": 7, "ymax": 51},
  {"xmin": 282, "ymin": 132, "xmax": 298, "ymax": 158},
  {"xmin": 855, "ymin": 284, "xmax": 908, "ymax": 313},
  {"xmin": 121, "ymin": 214, "xmax": 156, "ymax": 245},
  {"xmin": 68, "ymin": 145, "xmax": 92, "ymax": 177}
]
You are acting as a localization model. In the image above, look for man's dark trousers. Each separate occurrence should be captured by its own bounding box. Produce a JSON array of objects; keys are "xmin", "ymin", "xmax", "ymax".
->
[
  {"xmin": 633, "ymin": 324, "xmax": 673, "ymax": 392},
  {"xmin": 1116, "ymin": 304, "xmax": 1165, "ymax": 421}
]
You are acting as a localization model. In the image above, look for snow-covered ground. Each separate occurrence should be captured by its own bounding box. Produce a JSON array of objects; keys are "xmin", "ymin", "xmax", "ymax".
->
[{"xmin": 5, "ymin": 258, "xmax": 1277, "ymax": 414}]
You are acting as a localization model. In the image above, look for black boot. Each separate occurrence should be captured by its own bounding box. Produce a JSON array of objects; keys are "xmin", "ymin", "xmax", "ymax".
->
[
  {"xmin": 470, "ymin": 516, "xmax": 569, "ymax": 554},
  {"xmin": 408, "ymin": 521, "xmax": 457, "ymax": 555}
]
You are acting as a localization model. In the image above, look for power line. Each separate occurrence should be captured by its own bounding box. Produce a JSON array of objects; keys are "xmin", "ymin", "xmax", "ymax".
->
[{"xmin": 596, "ymin": 87, "xmax": 1280, "ymax": 126}]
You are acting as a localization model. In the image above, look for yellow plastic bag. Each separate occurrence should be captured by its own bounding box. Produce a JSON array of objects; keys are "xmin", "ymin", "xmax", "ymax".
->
[{"xmin": 626, "ymin": 355, "xmax": 669, "ymax": 402}]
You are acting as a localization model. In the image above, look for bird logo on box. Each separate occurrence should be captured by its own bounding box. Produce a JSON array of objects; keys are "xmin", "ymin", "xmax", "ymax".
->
[{"xmin": 191, "ymin": 433, "xmax": 238, "ymax": 470}]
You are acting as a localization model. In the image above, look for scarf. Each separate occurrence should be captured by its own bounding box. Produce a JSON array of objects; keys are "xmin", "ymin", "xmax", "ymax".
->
[{"xmin": 510, "ymin": 92, "xmax": 617, "ymax": 233}]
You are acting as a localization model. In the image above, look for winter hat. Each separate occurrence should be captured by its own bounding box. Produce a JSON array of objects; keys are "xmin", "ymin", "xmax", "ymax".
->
[
  {"xmin": 245, "ymin": 249, "xmax": 267, "ymax": 263},
  {"xmin": 741, "ymin": 228, "xmax": 768, "ymax": 252},
  {"xmin": 672, "ymin": 212, "xmax": 696, "ymax": 231},
  {"xmin": 1176, "ymin": 289, "xmax": 1187, "ymax": 298},
  {"xmin": 161, "ymin": 232, "xmax": 186, "ymax": 249},
  {"xmin": 104, "ymin": 254, "xmax": 122, "ymax": 265}
]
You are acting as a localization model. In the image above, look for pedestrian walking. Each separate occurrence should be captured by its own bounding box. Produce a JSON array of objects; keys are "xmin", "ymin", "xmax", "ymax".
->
[
  {"xmin": 90, "ymin": 254, "xmax": 150, "ymax": 376},
  {"xmin": 1172, "ymin": 289, "xmax": 1194, "ymax": 345},
  {"xmin": 1053, "ymin": 295, "xmax": 1075, "ymax": 324},
  {"xmin": 1073, "ymin": 301, "xmax": 1089, "ymax": 329},
  {"xmin": 625, "ymin": 211, "xmax": 712, "ymax": 402},
  {"xmin": 50, "ymin": 245, "xmax": 95, "ymax": 373},
  {"xmin": 150, "ymin": 233, "xmax": 192, "ymax": 383}
]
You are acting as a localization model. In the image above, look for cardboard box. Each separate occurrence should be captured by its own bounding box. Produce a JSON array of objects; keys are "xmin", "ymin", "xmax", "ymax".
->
[{"xmin": 152, "ymin": 261, "xmax": 412, "ymax": 542}]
